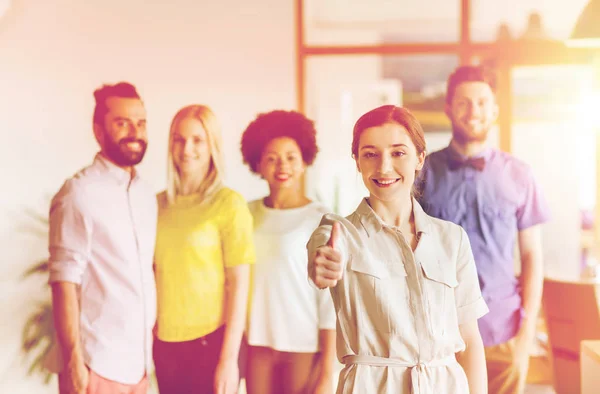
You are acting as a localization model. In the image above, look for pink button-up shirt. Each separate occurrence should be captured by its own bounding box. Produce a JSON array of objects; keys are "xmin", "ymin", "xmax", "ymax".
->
[{"xmin": 47, "ymin": 153, "xmax": 157, "ymax": 384}]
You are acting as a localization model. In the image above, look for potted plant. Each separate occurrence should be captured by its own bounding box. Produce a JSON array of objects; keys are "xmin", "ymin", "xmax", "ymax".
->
[{"xmin": 20, "ymin": 210, "xmax": 54, "ymax": 384}]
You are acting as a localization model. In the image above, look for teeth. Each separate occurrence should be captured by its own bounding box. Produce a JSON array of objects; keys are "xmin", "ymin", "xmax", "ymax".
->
[{"xmin": 377, "ymin": 179, "xmax": 397, "ymax": 185}]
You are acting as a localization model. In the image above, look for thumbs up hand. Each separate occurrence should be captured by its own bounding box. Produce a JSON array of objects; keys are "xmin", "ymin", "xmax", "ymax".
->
[{"xmin": 310, "ymin": 222, "xmax": 344, "ymax": 289}]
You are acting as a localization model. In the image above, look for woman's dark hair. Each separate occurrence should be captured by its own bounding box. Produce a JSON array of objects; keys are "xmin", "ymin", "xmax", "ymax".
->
[{"xmin": 241, "ymin": 110, "xmax": 318, "ymax": 173}]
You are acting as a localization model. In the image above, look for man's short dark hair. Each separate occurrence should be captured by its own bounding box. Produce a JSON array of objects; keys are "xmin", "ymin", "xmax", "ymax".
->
[
  {"xmin": 446, "ymin": 66, "xmax": 497, "ymax": 104},
  {"xmin": 93, "ymin": 82, "xmax": 141, "ymax": 126}
]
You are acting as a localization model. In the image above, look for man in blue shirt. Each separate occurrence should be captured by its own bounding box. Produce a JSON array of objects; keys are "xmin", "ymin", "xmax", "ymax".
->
[{"xmin": 418, "ymin": 65, "xmax": 550, "ymax": 394}]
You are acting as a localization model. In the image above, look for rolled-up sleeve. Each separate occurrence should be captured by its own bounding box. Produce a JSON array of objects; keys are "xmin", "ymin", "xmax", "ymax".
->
[
  {"xmin": 307, "ymin": 226, "xmax": 329, "ymax": 257},
  {"xmin": 317, "ymin": 288, "xmax": 336, "ymax": 330},
  {"xmin": 516, "ymin": 166, "xmax": 551, "ymax": 230},
  {"xmin": 48, "ymin": 182, "xmax": 92, "ymax": 285},
  {"xmin": 455, "ymin": 227, "xmax": 488, "ymax": 324}
]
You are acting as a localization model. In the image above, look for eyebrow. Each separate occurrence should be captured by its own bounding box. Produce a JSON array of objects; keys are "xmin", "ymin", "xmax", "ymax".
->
[
  {"xmin": 113, "ymin": 116, "xmax": 146, "ymax": 122},
  {"xmin": 360, "ymin": 144, "xmax": 408, "ymax": 150},
  {"xmin": 264, "ymin": 150, "xmax": 300, "ymax": 155},
  {"xmin": 173, "ymin": 133, "xmax": 203, "ymax": 138}
]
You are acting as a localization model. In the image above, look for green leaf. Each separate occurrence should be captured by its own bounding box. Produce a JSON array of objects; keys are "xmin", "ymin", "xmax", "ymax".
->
[{"xmin": 22, "ymin": 260, "xmax": 49, "ymax": 279}]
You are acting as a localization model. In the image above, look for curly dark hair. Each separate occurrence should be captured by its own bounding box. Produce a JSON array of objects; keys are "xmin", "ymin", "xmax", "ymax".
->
[{"xmin": 241, "ymin": 110, "xmax": 318, "ymax": 173}]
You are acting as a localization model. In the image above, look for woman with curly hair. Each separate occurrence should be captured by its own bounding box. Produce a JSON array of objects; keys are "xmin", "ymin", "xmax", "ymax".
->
[{"xmin": 241, "ymin": 110, "xmax": 337, "ymax": 394}]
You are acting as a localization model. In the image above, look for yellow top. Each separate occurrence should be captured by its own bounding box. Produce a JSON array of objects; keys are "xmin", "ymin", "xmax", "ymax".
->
[{"xmin": 154, "ymin": 187, "xmax": 255, "ymax": 342}]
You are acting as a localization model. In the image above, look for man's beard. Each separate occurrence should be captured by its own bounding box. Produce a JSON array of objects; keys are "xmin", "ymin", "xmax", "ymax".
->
[
  {"xmin": 451, "ymin": 121, "xmax": 490, "ymax": 145},
  {"xmin": 103, "ymin": 133, "xmax": 147, "ymax": 167}
]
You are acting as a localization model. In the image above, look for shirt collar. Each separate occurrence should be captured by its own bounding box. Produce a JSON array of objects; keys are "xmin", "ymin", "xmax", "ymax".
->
[
  {"xmin": 93, "ymin": 152, "xmax": 140, "ymax": 186},
  {"xmin": 356, "ymin": 197, "xmax": 431, "ymax": 237}
]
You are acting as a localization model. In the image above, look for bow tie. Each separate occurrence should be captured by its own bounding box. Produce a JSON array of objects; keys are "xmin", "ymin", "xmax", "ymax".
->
[{"xmin": 447, "ymin": 151, "xmax": 486, "ymax": 171}]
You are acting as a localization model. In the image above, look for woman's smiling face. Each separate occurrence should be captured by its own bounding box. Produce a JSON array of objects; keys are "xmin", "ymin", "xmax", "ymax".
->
[{"xmin": 355, "ymin": 122, "xmax": 425, "ymax": 203}]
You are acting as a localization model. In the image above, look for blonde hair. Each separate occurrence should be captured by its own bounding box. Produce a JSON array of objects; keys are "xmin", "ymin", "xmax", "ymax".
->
[{"xmin": 166, "ymin": 104, "xmax": 224, "ymax": 205}]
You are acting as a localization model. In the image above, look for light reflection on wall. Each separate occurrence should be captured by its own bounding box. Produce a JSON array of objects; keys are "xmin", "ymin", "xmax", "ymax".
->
[
  {"xmin": 575, "ymin": 91, "xmax": 600, "ymax": 211},
  {"xmin": 512, "ymin": 64, "xmax": 596, "ymax": 279}
]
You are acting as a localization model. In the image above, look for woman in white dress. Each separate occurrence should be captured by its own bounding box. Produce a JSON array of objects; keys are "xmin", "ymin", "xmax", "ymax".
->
[
  {"xmin": 308, "ymin": 105, "xmax": 488, "ymax": 394},
  {"xmin": 241, "ymin": 110, "xmax": 337, "ymax": 394}
]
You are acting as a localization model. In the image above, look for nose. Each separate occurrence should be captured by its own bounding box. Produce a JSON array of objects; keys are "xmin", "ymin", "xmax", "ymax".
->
[
  {"xmin": 276, "ymin": 157, "xmax": 289, "ymax": 170},
  {"xmin": 466, "ymin": 101, "xmax": 480, "ymax": 118},
  {"xmin": 183, "ymin": 140, "xmax": 195, "ymax": 156},
  {"xmin": 379, "ymin": 153, "xmax": 392, "ymax": 173},
  {"xmin": 127, "ymin": 123, "xmax": 145, "ymax": 140}
]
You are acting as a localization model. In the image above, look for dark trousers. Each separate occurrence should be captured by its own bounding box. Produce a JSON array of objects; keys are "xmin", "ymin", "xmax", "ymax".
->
[{"xmin": 153, "ymin": 325, "xmax": 245, "ymax": 394}]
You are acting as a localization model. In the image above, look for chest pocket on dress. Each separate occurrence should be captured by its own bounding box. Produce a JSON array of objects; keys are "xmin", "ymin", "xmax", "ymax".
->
[
  {"xmin": 420, "ymin": 258, "xmax": 458, "ymax": 337},
  {"xmin": 348, "ymin": 254, "xmax": 410, "ymax": 335}
]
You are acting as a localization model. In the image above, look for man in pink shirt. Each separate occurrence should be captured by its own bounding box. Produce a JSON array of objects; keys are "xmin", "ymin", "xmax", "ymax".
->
[{"xmin": 48, "ymin": 82, "xmax": 157, "ymax": 394}]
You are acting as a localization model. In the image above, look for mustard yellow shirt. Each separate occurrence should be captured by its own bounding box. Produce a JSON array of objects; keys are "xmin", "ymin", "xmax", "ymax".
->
[{"xmin": 154, "ymin": 187, "xmax": 255, "ymax": 342}]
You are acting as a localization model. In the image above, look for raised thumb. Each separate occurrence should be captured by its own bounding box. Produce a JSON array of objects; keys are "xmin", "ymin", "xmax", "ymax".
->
[{"xmin": 327, "ymin": 221, "xmax": 340, "ymax": 249}]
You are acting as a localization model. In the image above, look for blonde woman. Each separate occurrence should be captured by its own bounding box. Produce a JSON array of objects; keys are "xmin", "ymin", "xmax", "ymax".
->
[{"xmin": 153, "ymin": 105, "xmax": 255, "ymax": 394}]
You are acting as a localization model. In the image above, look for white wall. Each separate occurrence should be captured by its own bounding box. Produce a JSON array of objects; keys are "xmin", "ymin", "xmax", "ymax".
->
[
  {"xmin": 304, "ymin": 55, "xmax": 388, "ymax": 215},
  {"xmin": 511, "ymin": 65, "xmax": 595, "ymax": 280},
  {"xmin": 0, "ymin": 0, "xmax": 294, "ymax": 392}
]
